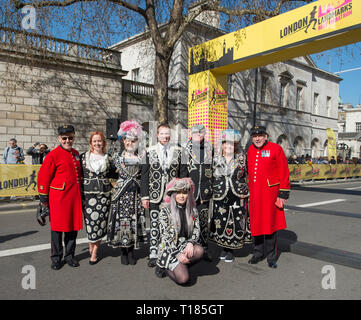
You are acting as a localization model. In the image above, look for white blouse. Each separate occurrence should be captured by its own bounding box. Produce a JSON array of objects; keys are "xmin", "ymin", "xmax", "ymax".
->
[{"xmin": 89, "ymin": 153, "xmax": 107, "ymax": 174}]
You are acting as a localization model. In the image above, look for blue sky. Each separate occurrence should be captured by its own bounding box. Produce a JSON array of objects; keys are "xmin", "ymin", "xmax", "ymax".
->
[{"xmin": 311, "ymin": 43, "xmax": 361, "ymax": 107}]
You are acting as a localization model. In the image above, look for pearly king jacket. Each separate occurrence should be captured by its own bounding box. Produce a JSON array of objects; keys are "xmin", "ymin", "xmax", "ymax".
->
[
  {"xmin": 247, "ymin": 141, "xmax": 290, "ymax": 236},
  {"xmin": 37, "ymin": 146, "xmax": 83, "ymax": 232},
  {"xmin": 140, "ymin": 143, "xmax": 182, "ymax": 204},
  {"xmin": 180, "ymin": 140, "xmax": 214, "ymax": 203}
]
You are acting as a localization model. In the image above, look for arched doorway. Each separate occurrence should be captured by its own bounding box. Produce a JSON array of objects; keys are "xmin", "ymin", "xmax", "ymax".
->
[
  {"xmin": 311, "ymin": 138, "xmax": 321, "ymax": 159},
  {"xmin": 323, "ymin": 139, "xmax": 328, "ymax": 157},
  {"xmin": 276, "ymin": 134, "xmax": 290, "ymax": 157},
  {"xmin": 293, "ymin": 136, "xmax": 305, "ymax": 156}
]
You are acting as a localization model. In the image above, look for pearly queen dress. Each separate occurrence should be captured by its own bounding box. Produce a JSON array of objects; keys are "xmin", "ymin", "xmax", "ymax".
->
[
  {"xmin": 209, "ymin": 153, "xmax": 251, "ymax": 249},
  {"xmin": 107, "ymin": 152, "xmax": 147, "ymax": 248},
  {"xmin": 81, "ymin": 151, "xmax": 115, "ymax": 242}
]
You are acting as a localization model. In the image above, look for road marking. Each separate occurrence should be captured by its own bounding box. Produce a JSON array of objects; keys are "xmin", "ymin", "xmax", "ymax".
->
[
  {"xmin": 296, "ymin": 199, "xmax": 346, "ymax": 208},
  {"xmin": 345, "ymin": 186, "xmax": 361, "ymax": 190},
  {"xmin": 0, "ymin": 237, "xmax": 89, "ymax": 258}
]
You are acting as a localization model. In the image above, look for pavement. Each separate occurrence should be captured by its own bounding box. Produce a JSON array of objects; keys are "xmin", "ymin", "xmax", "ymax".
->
[{"xmin": 0, "ymin": 178, "xmax": 361, "ymax": 301}]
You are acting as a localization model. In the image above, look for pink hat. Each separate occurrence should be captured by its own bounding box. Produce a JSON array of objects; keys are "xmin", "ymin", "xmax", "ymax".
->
[
  {"xmin": 117, "ymin": 120, "xmax": 143, "ymax": 140},
  {"xmin": 163, "ymin": 178, "xmax": 195, "ymax": 203}
]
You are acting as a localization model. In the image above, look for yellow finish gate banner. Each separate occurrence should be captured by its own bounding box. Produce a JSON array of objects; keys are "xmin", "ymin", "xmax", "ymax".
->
[
  {"xmin": 0, "ymin": 164, "xmax": 41, "ymax": 197},
  {"xmin": 189, "ymin": 0, "xmax": 361, "ymax": 75}
]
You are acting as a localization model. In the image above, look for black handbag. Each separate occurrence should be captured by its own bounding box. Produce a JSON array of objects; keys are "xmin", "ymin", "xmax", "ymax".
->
[{"xmin": 36, "ymin": 203, "xmax": 50, "ymax": 226}]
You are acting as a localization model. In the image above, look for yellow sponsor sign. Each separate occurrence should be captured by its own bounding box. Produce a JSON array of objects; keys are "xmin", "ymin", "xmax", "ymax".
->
[
  {"xmin": 289, "ymin": 164, "xmax": 361, "ymax": 181},
  {"xmin": 189, "ymin": 0, "xmax": 361, "ymax": 75},
  {"xmin": 188, "ymin": 71, "xmax": 228, "ymax": 144},
  {"xmin": 326, "ymin": 128, "xmax": 337, "ymax": 161},
  {"xmin": 0, "ymin": 164, "xmax": 41, "ymax": 197}
]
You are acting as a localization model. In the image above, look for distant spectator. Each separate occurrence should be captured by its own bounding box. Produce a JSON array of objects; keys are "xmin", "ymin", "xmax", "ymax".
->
[
  {"xmin": 2, "ymin": 138, "xmax": 25, "ymax": 164},
  {"xmin": 298, "ymin": 155, "xmax": 305, "ymax": 164},
  {"xmin": 329, "ymin": 156, "xmax": 336, "ymax": 164},
  {"xmin": 357, "ymin": 158, "xmax": 361, "ymax": 164},
  {"xmin": 27, "ymin": 142, "xmax": 50, "ymax": 164},
  {"xmin": 317, "ymin": 157, "xmax": 328, "ymax": 164},
  {"xmin": 288, "ymin": 154, "xmax": 299, "ymax": 164}
]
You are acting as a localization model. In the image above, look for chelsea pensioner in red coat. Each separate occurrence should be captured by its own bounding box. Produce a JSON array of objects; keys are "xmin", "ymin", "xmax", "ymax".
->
[
  {"xmin": 247, "ymin": 126, "xmax": 290, "ymax": 268},
  {"xmin": 37, "ymin": 125, "xmax": 83, "ymax": 270}
]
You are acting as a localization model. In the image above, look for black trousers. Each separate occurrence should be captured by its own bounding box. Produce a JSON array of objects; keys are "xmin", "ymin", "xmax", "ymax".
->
[
  {"xmin": 196, "ymin": 199, "xmax": 210, "ymax": 248},
  {"xmin": 50, "ymin": 230, "xmax": 78, "ymax": 264},
  {"xmin": 253, "ymin": 232, "xmax": 278, "ymax": 263},
  {"xmin": 149, "ymin": 203, "xmax": 160, "ymax": 260}
]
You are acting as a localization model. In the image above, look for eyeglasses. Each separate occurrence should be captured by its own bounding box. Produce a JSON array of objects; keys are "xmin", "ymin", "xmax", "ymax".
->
[{"xmin": 61, "ymin": 136, "xmax": 74, "ymax": 141}]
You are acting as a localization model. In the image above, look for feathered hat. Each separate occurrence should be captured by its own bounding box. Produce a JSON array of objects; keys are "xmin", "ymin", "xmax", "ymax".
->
[
  {"xmin": 117, "ymin": 120, "xmax": 143, "ymax": 141},
  {"xmin": 220, "ymin": 129, "xmax": 241, "ymax": 143}
]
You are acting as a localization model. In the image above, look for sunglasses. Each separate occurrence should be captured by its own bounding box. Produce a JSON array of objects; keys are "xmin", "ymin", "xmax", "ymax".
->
[{"xmin": 61, "ymin": 136, "xmax": 74, "ymax": 141}]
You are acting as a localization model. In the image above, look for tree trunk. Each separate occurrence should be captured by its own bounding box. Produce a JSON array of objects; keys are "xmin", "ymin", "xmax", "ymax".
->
[{"xmin": 153, "ymin": 51, "xmax": 171, "ymax": 124}]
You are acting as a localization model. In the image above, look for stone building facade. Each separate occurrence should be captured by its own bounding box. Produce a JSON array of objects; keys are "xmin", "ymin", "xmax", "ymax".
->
[
  {"xmin": 338, "ymin": 104, "xmax": 361, "ymax": 159},
  {"xmin": 0, "ymin": 27, "xmax": 127, "ymax": 163}
]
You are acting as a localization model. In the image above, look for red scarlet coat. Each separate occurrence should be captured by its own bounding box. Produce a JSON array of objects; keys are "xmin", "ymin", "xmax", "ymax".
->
[
  {"xmin": 37, "ymin": 146, "xmax": 83, "ymax": 232},
  {"xmin": 247, "ymin": 141, "xmax": 290, "ymax": 236}
]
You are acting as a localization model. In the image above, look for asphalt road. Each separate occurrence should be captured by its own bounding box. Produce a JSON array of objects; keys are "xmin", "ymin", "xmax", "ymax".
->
[{"xmin": 1, "ymin": 180, "xmax": 360, "ymax": 300}]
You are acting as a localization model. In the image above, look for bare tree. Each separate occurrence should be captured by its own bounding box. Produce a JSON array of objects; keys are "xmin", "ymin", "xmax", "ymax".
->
[{"xmin": 8, "ymin": 0, "xmax": 312, "ymax": 123}]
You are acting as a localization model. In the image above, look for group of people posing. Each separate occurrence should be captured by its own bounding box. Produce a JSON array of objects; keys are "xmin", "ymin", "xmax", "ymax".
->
[{"xmin": 37, "ymin": 121, "xmax": 290, "ymax": 285}]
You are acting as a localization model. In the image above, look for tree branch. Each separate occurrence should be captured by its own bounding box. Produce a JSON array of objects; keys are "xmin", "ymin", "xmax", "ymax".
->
[{"xmin": 12, "ymin": 0, "xmax": 146, "ymax": 17}]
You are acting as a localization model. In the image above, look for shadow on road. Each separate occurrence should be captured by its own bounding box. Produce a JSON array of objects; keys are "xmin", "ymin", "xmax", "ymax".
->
[
  {"xmin": 278, "ymin": 229, "xmax": 361, "ymax": 270},
  {"xmin": 278, "ymin": 229, "xmax": 298, "ymax": 253},
  {"xmin": 0, "ymin": 230, "xmax": 38, "ymax": 244},
  {"xmin": 286, "ymin": 205, "xmax": 361, "ymax": 219}
]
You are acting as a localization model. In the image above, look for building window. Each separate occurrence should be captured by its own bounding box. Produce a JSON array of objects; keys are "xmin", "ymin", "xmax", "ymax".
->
[
  {"xmin": 327, "ymin": 96, "xmax": 331, "ymax": 117},
  {"xmin": 280, "ymin": 82, "xmax": 287, "ymax": 107},
  {"xmin": 131, "ymin": 68, "xmax": 140, "ymax": 82},
  {"xmin": 296, "ymin": 87, "xmax": 302, "ymax": 110},
  {"xmin": 356, "ymin": 122, "xmax": 361, "ymax": 132},
  {"xmin": 313, "ymin": 93, "xmax": 319, "ymax": 114}
]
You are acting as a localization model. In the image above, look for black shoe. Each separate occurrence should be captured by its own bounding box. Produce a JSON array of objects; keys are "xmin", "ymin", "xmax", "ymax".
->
[
  {"xmin": 203, "ymin": 249, "xmax": 213, "ymax": 262},
  {"xmin": 219, "ymin": 249, "xmax": 227, "ymax": 260},
  {"xmin": 248, "ymin": 255, "xmax": 263, "ymax": 265},
  {"xmin": 121, "ymin": 248, "xmax": 129, "ymax": 265},
  {"xmin": 51, "ymin": 261, "xmax": 63, "ymax": 270},
  {"xmin": 155, "ymin": 266, "xmax": 166, "ymax": 278},
  {"xmin": 89, "ymin": 257, "xmax": 101, "ymax": 265},
  {"xmin": 268, "ymin": 261, "xmax": 278, "ymax": 269},
  {"xmin": 66, "ymin": 258, "xmax": 80, "ymax": 267},
  {"xmin": 128, "ymin": 247, "xmax": 136, "ymax": 265},
  {"xmin": 148, "ymin": 258, "xmax": 157, "ymax": 268},
  {"xmin": 224, "ymin": 251, "xmax": 234, "ymax": 263}
]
